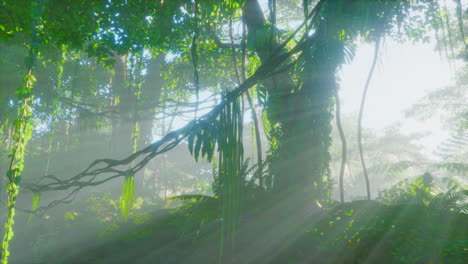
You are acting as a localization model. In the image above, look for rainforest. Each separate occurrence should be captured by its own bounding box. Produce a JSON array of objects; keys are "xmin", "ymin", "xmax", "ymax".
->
[{"xmin": 0, "ymin": 0, "xmax": 467, "ymax": 263}]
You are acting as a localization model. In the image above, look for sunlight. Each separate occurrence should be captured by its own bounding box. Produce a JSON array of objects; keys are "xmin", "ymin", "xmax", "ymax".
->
[
  {"xmin": 340, "ymin": 40, "xmax": 455, "ymax": 155},
  {"xmin": 0, "ymin": 0, "xmax": 465, "ymax": 263}
]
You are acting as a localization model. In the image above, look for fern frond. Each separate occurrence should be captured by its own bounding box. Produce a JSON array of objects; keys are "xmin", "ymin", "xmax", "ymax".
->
[
  {"xmin": 435, "ymin": 162, "xmax": 468, "ymax": 175},
  {"xmin": 169, "ymin": 194, "xmax": 217, "ymax": 202},
  {"xmin": 120, "ymin": 176, "xmax": 135, "ymax": 221},
  {"xmin": 28, "ymin": 193, "xmax": 40, "ymax": 224}
]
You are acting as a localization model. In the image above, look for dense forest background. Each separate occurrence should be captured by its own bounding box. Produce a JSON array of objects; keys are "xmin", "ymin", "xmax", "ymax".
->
[{"xmin": 0, "ymin": 0, "xmax": 466, "ymax": 263}]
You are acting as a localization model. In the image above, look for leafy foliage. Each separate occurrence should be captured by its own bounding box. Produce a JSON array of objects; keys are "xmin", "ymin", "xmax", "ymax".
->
[
  {"xmin": 120, "ymin": 176, "xmax": 136, "ymax": 221},
  {"xmin": 0, "ymin": 0, "xmax": 465, "ymax": 263},
  {"xmin": 27, "ymin": 193, "xmax": 40, "ymax": 224},
  {"xmin": 378, "ymin": 173, "xmax": 468, "ymax": 213},
  {"xmin": 294, "ymin": 201, "xmax": 468, "ymax": 264}
]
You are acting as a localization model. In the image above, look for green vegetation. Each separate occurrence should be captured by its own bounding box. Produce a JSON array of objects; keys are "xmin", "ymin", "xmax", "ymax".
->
[{"xmin": 0, "ymin": 0, "xmax": 466, "ymax": 263}]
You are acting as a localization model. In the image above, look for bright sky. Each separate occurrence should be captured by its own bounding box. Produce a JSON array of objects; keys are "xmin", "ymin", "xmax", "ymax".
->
[{"xmin": 339, "ymin": 40, "xmax": 455, "ymax": 155}]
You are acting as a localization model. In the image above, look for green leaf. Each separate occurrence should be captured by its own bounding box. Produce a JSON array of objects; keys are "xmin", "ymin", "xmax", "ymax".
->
[
  {"xmin": 13, "ymin": 176, "xmax": 21, "ymax": 185},
  {"xmin": 187, "ymin": 132, "xmax": 195, "ymax": 155},
  {"xmin": 64, "ymin": 211, "xmax": 78, "ymax": 221},
  {"xmin": 169, "ymin": 194, "xmax": 217, "ymax": 202},
  {"xmin": 201, "ymin": 132, "xmax": 213, "ymax": 160},
  {"xmin": 28, "ymin": 193, "xmax": 40, "ymax": 223},
  {"xmin": 194, "ymin": 133, "xmax": 203, "ymax": 162},
  {"xmin": 207, "ymin": 140, "xmax": 215, "ymax": 162},
  {"xmin": 262, "ymin": 110, "xmax": 271, "ymax": 138},
  {"xmin": 6, "ymin": 170, "xmax": 15, "ymax": 181},
  {"xmin": 6, "ymin": 230, "xmax": 14, "ymax": 241}
]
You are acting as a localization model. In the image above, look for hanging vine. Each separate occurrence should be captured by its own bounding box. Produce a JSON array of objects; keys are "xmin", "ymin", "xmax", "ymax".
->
[
  {"xmin": 1, "ymin": 54, "xmax": 35, "ymax": 262},
  {"xmin": 228, "ymin": 8, "xmax": 263, "ymax": 186},
  {"xmin": 357, "ymin": 37, "xmax": 380, "ymax": 201},
  {"xmin": 334, "ymin": 87, "xmax": 347, "ymax": 203},
  {"xmin": 1, "ymin": 2, "xmax": 44, "ymax": 262},
  {"xmin": 217, "ymin": 94, "xmax": 244, "ymax": 263},
  {"xmin": 191, "ymin": 0, "xmax": 200, "ymax": 118}
]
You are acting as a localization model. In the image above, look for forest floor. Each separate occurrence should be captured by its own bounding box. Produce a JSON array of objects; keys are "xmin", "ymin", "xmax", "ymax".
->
[{"xmin": 30, "ymin": 199, "xmax": 467, "ymax": 264}]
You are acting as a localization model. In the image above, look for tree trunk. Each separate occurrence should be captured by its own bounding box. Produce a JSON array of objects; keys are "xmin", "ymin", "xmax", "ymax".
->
[
  {"xmin": 243, "ymin": 0, "xmax": 338, "ymax": 203},
  {"xmin": 274, "ymin": 42, "xmax": 337, "ymax": 202},
  {"xmin": 108, "ymin": 55, "xmax": 136, "ymax": 201},
  {"xmin": 110, "ymin": 55, "xmax": 134, "ymax": 158},
  {"xmin": 136, "ymin": 53, "xmax": 165, "ymax": 193}
]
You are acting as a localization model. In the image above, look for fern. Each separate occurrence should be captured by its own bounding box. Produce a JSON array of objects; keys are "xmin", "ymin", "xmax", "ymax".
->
[
  {"xmin": 170, "ymin": 194, "xmax": 217, "ymax": 202},
  {"xmin": 434, "ymin": 130, "xmax": 468, "ymax": 164},
  {"xmin": 28, "ymin": 193, "xmax": 40, "ymax": 224},
  {"xmin": 120, "ymin": 176, "xmax": 135, "ymax": 221},
  {"xmin": 379, "ymin": 173, "xmax": 467, "ymax": 213},
  {"xmin": 435, "ymin": 162, "xmax": 468, "ymax": 176},
  {"xmin": 429, "ymin": 188, "xmax": 468, "ymax": 213}
]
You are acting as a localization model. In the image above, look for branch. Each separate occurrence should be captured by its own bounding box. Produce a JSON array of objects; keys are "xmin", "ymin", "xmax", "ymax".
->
[
  {"xmin": 208, "ymin": 22, "xmax": 242, "ymax": 50},
  {"xmin": 212, "ymin": 34, "xmax": 242, "ymax": 49}
]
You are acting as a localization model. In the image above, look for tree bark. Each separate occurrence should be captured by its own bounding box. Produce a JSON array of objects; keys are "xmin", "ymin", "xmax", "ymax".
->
[
  {"xmin": 136, "ymin": 53, "xmax": 165, "ymax": 193},
  {"xmin": 243, "ymin": 0, "xmax": 338, "ymax": 203},
  {"xmin": 110, "ymin": 54, "xmax": 134, "ymax": 158}
]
